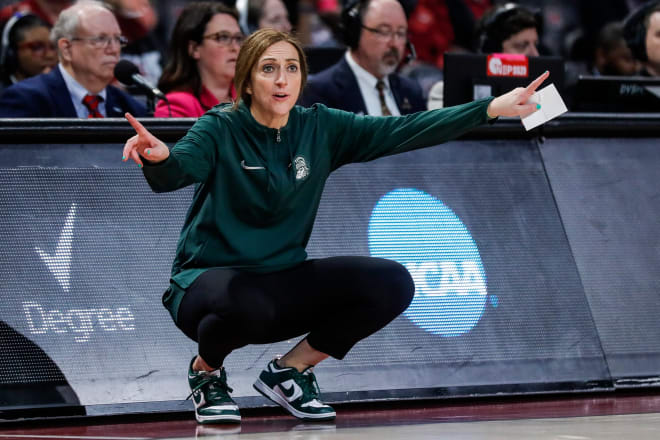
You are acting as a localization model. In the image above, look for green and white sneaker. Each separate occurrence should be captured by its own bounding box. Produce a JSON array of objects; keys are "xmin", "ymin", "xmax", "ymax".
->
[
  {"xmin": 187, "ymin": 357, "xmax": 241, "ymax": 424},
  {"xmin": 253, "ymin": 359, "xmax": 336, "ymax": 421}
]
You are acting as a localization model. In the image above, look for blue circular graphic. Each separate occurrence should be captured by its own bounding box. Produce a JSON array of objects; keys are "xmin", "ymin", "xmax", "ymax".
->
[{"xmin": 368, "ymin": 188, "xmax": 488, "ymax": 337}]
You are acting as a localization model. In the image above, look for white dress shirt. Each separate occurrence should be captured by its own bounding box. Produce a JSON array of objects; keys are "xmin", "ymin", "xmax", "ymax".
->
[
  {"xmin": 58, "ymin": 64, "xmax": 107, "ymax": 117},
  {"xmin": 345, "ymin": 51, "xmax": 401, "ymax": 116}
]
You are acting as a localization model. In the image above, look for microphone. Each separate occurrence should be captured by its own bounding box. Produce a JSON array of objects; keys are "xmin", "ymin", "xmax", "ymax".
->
[{"xmin": 114, "ymin": 59, "xmax": 166, "ymax": 99}]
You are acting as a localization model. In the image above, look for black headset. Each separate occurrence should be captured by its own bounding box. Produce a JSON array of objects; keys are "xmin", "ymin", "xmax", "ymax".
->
[
  {"xmin": 340, "ymin": 0, "xmax": 415, "ymax": 63},
  {"xmin": 341, "ymin": 0, "xmax": 366, "ymax": 50},
  {"xmin": 0, "ymin": 12, "xmax": 29, "ymax": 75},
  {"xmin": 0, "ymin": 12, "xmax": 48, "ymax": 77},
  {"xmin": 623, "ymin": 0, "xmax": 660, "ymax": 62},
  {"xmin": 478, "ymin": 2, "xmax": 542, "ymax": 53}
]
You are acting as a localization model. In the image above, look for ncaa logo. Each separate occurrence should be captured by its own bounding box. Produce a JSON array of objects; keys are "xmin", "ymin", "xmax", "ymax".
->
[{"xmin": 367, "ymin": 188, "xmax": 492, "ymax": 337}]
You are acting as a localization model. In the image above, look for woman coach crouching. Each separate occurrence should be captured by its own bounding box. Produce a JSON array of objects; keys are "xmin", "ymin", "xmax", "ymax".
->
[{"xmin": 122, "ymin": 29, "xmax": 549, "ymax": 424}]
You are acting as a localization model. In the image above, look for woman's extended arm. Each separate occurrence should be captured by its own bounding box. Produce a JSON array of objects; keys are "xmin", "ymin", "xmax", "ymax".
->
[
  {"xmin": 329, "ymin": 71, "xmax": 551, "ymax": 168},
  {"xmin": 122, "ymin": 112, "xmax": 217, "ymax": 192}
]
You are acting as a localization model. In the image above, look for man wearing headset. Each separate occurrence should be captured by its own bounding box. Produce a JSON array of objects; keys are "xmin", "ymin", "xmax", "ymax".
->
[{"xmin": 299, "ymin": 0, "xmax": 425, "ymax": 115}]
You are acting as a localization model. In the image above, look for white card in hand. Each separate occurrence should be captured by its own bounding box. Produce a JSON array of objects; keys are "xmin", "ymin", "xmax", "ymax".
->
[{"xmin": 521, "ymin": 83, "xmax": 568, "ymax": 131}]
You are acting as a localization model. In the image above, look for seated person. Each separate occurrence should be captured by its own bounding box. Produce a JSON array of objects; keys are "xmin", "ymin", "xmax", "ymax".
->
[
  {"xmin": 623, "ymin": 1, "xmax": 660, "ymax": 76},
  {"xmin": 428, "ymin": 2, "xmax": 541, "ymax": 109},
  {"xmin": 0, "ymin": 0, "xmax": 146, "ymax": 117},
  {"xmin": 247, "ymin": 0, "xmax": 292, "ymax": 33},
  {"xmin": 593, "ymin": 22, "xmax": 640, "ymax": 75},
  {"xmin": 476, "ymin": 2, "xmax": 541, "ymax": 56},
  {"xmin": 1, "ymin": 0, "xmax": 157, "ymax": 43},
  {"xmin": 155, "ymin": 2, "xmax": 241, "ymax": 118},
  {"xmin": 299, "ymin": 0, "xmax": 425, "ymax": 116},
  {"xmin": 0, "ymin": 13, "xmax": 57, "ymax": 91}
]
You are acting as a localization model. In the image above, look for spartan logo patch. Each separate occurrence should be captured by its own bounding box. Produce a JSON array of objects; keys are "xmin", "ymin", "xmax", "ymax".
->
[{"xmin": 293, "ymin": 155, "xmax": 310, "ymax": 181}]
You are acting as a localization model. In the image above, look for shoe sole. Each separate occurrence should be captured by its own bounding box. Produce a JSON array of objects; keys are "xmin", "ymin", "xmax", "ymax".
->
[
  {"xmin": 253, "ymin": 378, "xmax": 336, "ymax": 421},
  {"xmin": 196, "ymin": 412, "xmax": 241, "ymax": 424}
]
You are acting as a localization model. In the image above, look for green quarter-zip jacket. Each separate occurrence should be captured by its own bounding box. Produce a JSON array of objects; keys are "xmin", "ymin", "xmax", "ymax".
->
[{"xmin": 143, "ymin": 98, "xmax": 494, "ymax": 322}]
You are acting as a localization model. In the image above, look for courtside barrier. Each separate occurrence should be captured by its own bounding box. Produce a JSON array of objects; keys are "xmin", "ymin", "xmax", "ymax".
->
[{"xmin": 1, "ymin": 114, "xmax": 658, "ymax": 419}]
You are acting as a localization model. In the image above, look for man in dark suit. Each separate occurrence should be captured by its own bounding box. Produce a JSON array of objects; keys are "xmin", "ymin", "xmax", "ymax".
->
[
  {"xmin": 300, "ymin": 0, "xmax": 425, "ymax": 115},
  {"xmin": 0, "ymin": 1, "xmax": 146, "ymax": 117}
]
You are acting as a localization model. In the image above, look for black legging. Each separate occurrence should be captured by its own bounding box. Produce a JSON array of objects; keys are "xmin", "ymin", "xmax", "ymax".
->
[{"xmin": 176, "ymin": 256, "xmax": 415, "ymax": 368}]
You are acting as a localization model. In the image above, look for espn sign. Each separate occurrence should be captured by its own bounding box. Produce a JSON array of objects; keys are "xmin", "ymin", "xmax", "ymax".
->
[{"xmin": 487, "ymin": 54, "xmax": 529, "ymax": 77}]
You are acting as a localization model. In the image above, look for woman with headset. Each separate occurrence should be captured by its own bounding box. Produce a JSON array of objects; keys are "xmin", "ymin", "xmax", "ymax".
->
[
  {"xmin": 0, "ymin": 13, "xmax": 56, "ymax": 92},
  {"xmin": 427, "ymin": 3, "xmax": 542, "ymax": 110},
  {"xmin": 476, "ymin": 3, "xmax": 542, "ymax": 57}
]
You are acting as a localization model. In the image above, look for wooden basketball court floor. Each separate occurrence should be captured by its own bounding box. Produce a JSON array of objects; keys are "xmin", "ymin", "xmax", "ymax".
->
[{"xmin": 1, "ymin": 391, "xmax": 659, "ymax": 440}]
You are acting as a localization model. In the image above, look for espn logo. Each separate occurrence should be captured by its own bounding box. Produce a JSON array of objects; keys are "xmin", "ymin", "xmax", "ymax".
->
[{"xmin": 487, "ymin": 54, "xmax": 529, "ymax": 77}]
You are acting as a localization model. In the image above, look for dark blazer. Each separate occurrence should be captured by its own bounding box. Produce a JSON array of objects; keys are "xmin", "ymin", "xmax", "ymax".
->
[
  {"xmin": 299, "ymin": 57, "xmax": 426, "ymax": 115},
  {"xmin": 0, "ymin": 67, "xmax": 147, "ymax": 117}
]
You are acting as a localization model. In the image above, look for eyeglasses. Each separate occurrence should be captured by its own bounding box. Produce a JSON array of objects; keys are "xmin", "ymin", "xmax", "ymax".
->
[
  {"xmin": 71, "ymin": 35, "xmax": 128, "ymax": 49},
  {"xmin": 18, "ymin": 41, "xmax": 56, "ymax": 55},
  {"xmin": 202, "ymin": 31, "xmax": 244, "ymax": 47},
  {"xmin": 361, "ymin": 25, "xmax": 407, "ymax": 41}
]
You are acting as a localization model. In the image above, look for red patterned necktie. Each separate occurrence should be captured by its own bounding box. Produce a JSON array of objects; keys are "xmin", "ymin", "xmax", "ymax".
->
[
  {"xmin": 375, "ymin": 79, "xmax": 392, "ymax": 116},
  {"xmin": 82, "ymin": 94, "xmax": 103, "ymax": 118}
]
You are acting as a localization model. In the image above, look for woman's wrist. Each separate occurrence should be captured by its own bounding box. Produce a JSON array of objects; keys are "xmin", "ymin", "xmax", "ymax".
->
[{"xmin": 486, "ymin": 100, "xmax": 498, "ymax": 119}]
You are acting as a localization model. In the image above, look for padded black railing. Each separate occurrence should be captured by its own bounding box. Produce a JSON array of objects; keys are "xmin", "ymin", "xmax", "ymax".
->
[{"xmin": 1, "ymin": 112, "xmax": 659, "ymax": 144}]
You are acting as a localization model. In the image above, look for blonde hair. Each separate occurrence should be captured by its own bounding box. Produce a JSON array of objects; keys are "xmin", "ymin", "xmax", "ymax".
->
[{"xmin": 232, "ymin": 29, "xmax": 307, "ymax": 110}]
